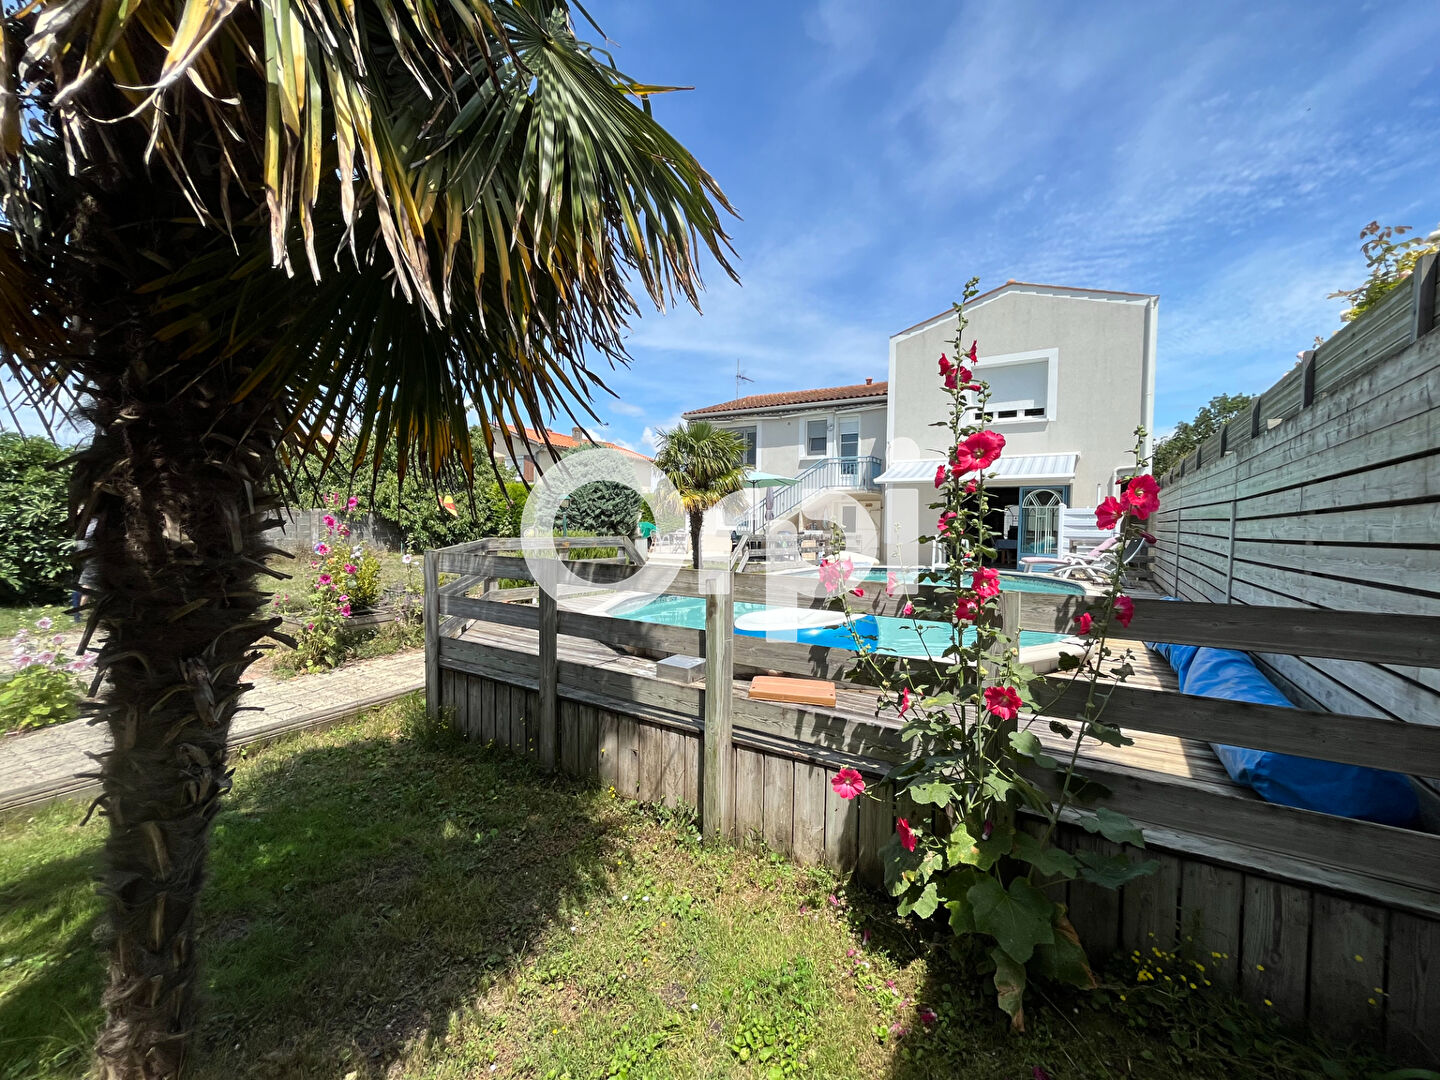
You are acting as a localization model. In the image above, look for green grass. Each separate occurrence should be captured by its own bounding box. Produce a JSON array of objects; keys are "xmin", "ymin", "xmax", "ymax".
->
[
  {"xmin": 0, "ymin": 604, "xmax": 69, "ymax": 640},
  {"xmin": 0, "ymin": 698, "xmax": 1425, "ymax": 1080}
]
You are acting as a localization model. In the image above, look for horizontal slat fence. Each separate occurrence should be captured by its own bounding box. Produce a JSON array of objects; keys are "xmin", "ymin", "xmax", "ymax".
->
[{"xmin": 425, "ymin": 533, "xmax": 1440, "ymax": 1064}]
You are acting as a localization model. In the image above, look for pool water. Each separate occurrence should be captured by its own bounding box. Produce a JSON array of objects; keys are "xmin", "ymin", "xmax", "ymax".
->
[
  {"xmin": 830, "ymin": 567, "xmax": 1087, "ymax": 595},
  {"xmin": 610, "ymin": 594, "xmax": 1069, "ymax": 660}
]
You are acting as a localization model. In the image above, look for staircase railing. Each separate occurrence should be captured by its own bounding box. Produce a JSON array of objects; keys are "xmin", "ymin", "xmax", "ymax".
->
[{"xmin": 734, "ymin": 455, "xmax": 883, "ymax": 532}]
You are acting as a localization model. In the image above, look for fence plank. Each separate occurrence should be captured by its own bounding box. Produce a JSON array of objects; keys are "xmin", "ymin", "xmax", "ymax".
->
[
  {"xmin": 537, "ymin": 563, "xmax": 559, "ymax": 769},
  {"xmin": 825, "ymin": 772, "xmax": 860, "ymax": 873},
  {"xmin": 616, "ymin": 713, "xmax": 640, "ymax": 800},
  {"xmin": 1240, "ymin": 877, "xmax": 1312, "ymax": 1022},
  {"xmin": 1120, "ymin": 851, "xmax": 1182, "ymax": 953},
  {"xmin": 1386, "ymin": 912, "xmax": 1440, "ymax": 1063},
  {"xmin": 598, "ymin": 710, "xmax": 619, "ymax": 789},
  {"xmin": 703, "ymin": 573, "xmax": 735, "ymax": 842},
  {"xmin": 792, "ymin": 763, "xmax": 828, "ymax": 865},
  {"xmin": 734, "ymin": 748, "xmax": 765, "ymax": 840},
  {"xmin": 1063, "ymin": 833, "xmax": 1122, "ymax": 960},
  {"xmin": 857, "ymin": 784, "xmax": 894, "ymax": 887},
  {"xmin": 1307, "ymin": 894, "xmax": 1386, "ymax": 1043},
  {"xmin": 763, "ymin": 755, "xmax": 795, "ymax": 853},
  {"xmin": 1179, "ymin": 861, "xmax": 1243, "ymax": 990},
  {"xmin": 424, "ymin": 552, "xmax": 440, "ymax": 717}
]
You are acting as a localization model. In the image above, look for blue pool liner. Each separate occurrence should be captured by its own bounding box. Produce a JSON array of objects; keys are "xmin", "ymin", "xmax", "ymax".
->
[
  {"xmin": 735, "ymin": 614, "xmax": 880, "ymax": 652},
  {"xmin": 1147, "ymin": 639, "xmax": 1419, "ymax": 827}
]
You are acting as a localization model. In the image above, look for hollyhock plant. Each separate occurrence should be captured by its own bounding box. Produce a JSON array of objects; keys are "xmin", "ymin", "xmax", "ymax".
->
[
  {"xmin": 821, "ymin": 279, "xmax": 1156, "ymax": 1029},
  {"xmin": 886, "ymin": 571, "xmax": 898, "ymax": 598}
]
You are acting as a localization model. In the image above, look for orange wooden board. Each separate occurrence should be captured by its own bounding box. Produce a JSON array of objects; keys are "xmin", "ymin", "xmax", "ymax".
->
[{"xmin": 748, "ymin": 676, "xmax": 837, "ymax": 708}]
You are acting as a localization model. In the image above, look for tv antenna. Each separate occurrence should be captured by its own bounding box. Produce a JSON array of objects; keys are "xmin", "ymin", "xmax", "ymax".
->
[{"xmin": 735, "ymin": 359, "xmax": 754, "ymax": 398}]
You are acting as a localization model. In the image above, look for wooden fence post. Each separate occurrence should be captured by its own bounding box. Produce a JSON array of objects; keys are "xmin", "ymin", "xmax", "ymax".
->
[
  {"xmin": 1249, "ymin": 396, "xmax": 1264, "ymax": 440},
  {"xmin": 424, "ymin": 550, "xmax": 440, "ymax": 719},
  {"xmin": 537, "ymin": 560, "xmax": 559, "ymax": 770},
  {"xmin": 702, "ymin": 569, "xmax": 734, "ymax": 842},
  {"xmin": 1411, "ymin": 251, "xmax": 1437, "ymax": 341},
  {"xmin": 1300, "ymin": 350, "xmax": 1317, "ymax": 408},
  {"xmin": 1223, "ymin": 497, "xmax": 1238, "ymax": 603}
]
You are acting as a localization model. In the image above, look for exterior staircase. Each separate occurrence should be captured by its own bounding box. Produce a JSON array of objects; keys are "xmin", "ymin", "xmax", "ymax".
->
[{"xmin": 733, "ymin": 455, "xmax": 884, "ymax": 534}]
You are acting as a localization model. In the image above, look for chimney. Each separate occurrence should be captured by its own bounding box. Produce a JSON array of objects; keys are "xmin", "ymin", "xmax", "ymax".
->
[
  {"xmin": 571, "ymin": 425, "xmax": 586, "ymax": 444},
  {"xmin": 865, "ymin": 377, "xmax": 873, "ymax": 385}
]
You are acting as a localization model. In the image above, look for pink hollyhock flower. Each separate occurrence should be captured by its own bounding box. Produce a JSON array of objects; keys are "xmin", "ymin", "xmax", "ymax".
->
[
  {"xmin": 36, "ymin": 651, "xmax": 55, "ymax": 665},
  {"xmin": 323, "ymin": 514, "xmax": 337, "ymax": 530},
  {"xmin": 918, "ymin": 1006, "xmax": 937, "ymax": 1027},
  {"xmin": 896, "ymin": 817, "xmax": 917, "ymax": 853},
  {"xmin": 938, "ymin": 354, "xmax": 953, "ymax": 375},
  {"xmin": 863, "ymin": 928, "xmax": 871, "ymax": 945},
  {"xmin": 337, "ymin": 594, "xmax": 349, "ymax": 604},
  {"xmin": 37, "ymin": 617, "xmax": 52, "ymax": 631},
  {"xmin": 964, "ymin": 480, "xmax": 978, "ymax": 494},
  {"xmin": 340, "ymin": 526, "xmax": 351, "ymax": 538},
  {"xmin": 984, "ymin": 685, "xmax": 1023, "ymax": 720},
  {"xmin": 306, "ymin": 622, "xmax": 315, "ymax": 631},
  {"xmin": 851, "ymin": 587, "xmax": 865, "ymax": 597},
  {"xmin": 819, "ymin": 558, "xmax": 853, "ymax": 594},
  {"xmin": 314, "ymin": 542, "xmax": 330, "ymax": 555},
  {"xmin": 901, "ymin": 601, "xmax": 915, "ymax": 617},
  {"xmin": 954, "ymin": 597, "xmax": 979, "ymax": 622},
  {"xmin": 51, "ymin": 634, "xmax": 64, "ymax": 645},
  {"xmin": 1114, "ymin": 595, "xmax": 1135, "ymax": 628},
  {"xmin": 961, "ymin": 429, "xmax": 1005, "ymax": 469},
  {"xmin": 318, "ymin": 574, "xmax": 332, "ymax": 586},
  {"xmin": 402, "ymin": 553, "xmax": 414, "ymax": 565},
  {"xmin": 339, "ymin": 604, "xmax": 352, "ymax": 618},
  {"xmin": 898, "ymin": 686, "xmax": 912, "ymax": 715},
  {"xmin": 934, "ymin": 464, "xmax": 947, "ymax": 488},
  {"xmin": 937, "ymin": 511, "xmax": 957, "ymax": 534},
  {"xmin": 344, "ymin": 563, "xmax": 357, "ymax": 575},
  {"xmin": 347, "ymin": 496, "xmax": 359, "ymax": 509},
  {"xmin": 886, "ymin": 571, "xmax": 897, "ymax": 597},
  {"xmin": 1095, "ymin": 496, "xmax": 1123, "ymax": 531},
  {"xmin": 13, "ymin": 655, "xmax": 32, "ymax": 669},
  {"xmin": 1074, "ymin": 612, "xmax": 1093, "ymax": 635},
  {"xmin": 972, "ymin": 566, "xmax": 1001, "ymax": 598},
  {"xmin": 1121, "ymin": 473, "xmax": 1160, "ymax": 520},
  {"xmin": 831, "ymin": 767, "xmax": 866, "ymax": 800}
]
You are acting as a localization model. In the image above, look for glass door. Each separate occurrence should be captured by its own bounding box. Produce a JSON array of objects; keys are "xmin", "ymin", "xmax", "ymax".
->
[
  {"xmin": 1019, "ymin": 487, "xmax": 1066, "ymax": 558},
  {"xmin": 838, "ymin": 419, "xmax": 860, "ymax": 480}
]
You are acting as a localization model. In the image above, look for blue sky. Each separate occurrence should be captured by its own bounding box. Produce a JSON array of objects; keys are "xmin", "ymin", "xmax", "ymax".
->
[{"xmin": 570, "ymin": 0, "xmax": 1440, "ymax": 453}]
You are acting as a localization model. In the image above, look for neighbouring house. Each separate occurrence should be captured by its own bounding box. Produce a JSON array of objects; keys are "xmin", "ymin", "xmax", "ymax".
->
[
  {"xmin": 681, "ymin": 378, "xmax": 889, "ymax": 544},
  {"xmin": 682, "ymin": 280, "xmax": 1158, "ymax": 566},
  {"xmin": 491, "ymin": 423, "xmax": 659, "ymax": 490}
]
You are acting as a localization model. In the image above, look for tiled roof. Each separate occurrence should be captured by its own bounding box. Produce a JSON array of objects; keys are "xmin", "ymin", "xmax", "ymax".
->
[
  {"xmin": 499, "ymin": 424, "xmax": 651, "ymax": 461},
  {"xmin": 684, "ymin": 380, "xmax": 888, "ymax": 417}
]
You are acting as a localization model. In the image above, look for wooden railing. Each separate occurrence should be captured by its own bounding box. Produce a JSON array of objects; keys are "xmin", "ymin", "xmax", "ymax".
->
[{"xmin": 425, "ymin": 548, "xmax": 1440, "ymax": 897}]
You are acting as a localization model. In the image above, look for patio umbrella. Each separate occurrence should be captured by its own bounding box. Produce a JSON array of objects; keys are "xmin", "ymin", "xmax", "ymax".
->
[{"xmin": 743, "ymin": 470, "xmax": 798, "ymax": 531}]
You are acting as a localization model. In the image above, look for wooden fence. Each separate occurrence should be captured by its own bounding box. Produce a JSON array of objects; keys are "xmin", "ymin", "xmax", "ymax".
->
[
  {"xmin": 1150, "ymin": 266, "xmax": 1440, "ymax": 774},
  {"xmin": 425, "ymin": 538, "xmax": 1440, "ymax": 1063}
]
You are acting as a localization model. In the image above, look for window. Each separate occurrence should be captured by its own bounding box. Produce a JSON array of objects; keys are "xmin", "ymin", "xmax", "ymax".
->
[
  {"xmin": 733, "ymin": 426, "xmax": 757, "ymax": 467},
  {"xmin": 980, "ymin": 357, "xmax": 1052, "ymax": 422},
  {"xmin": 806, "ymin": 419, "xmax": 828, "ymax": 457},
  {"xmin": 841, "ymin": 505, "xmax": 858, "ymax": 532}
]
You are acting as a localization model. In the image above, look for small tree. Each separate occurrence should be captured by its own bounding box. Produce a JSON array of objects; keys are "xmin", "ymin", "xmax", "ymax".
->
[
  {"xmin": 653, "ymin": 422, "xmax": 746, "ymax": 569},
  {"xmin": 557, "ymin": 445, "xmax": 644, "ymax": 537},
  {"xmin": 1152, "ymin": 393, "xmax": 1252, "ymax": 477},
  {"xmin": 0, "ymin": 432, "xmax": 73, "ymax": 602}
]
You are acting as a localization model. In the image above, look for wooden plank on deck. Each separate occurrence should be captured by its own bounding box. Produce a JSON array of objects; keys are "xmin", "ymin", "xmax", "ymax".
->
[{"xmin": 1240, "ymin": 877, "xmax": 1312, "ymax": 1023}]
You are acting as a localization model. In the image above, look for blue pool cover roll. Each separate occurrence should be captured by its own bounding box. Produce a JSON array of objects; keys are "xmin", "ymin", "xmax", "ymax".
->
[{"xmin": 1147, "ymin": 640, "xmax": 1419, "ymax": 827}]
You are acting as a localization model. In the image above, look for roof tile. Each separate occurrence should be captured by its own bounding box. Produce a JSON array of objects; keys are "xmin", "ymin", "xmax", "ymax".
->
[{"xmin": 684, "ymin": 380, "xmax": 887, "ymax": 417}]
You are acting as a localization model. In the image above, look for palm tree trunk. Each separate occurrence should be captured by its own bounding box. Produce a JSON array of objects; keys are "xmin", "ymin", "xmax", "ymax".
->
[
  {"xmin": 689, "ymin": 508, "xmax": 704, "ymax": 570},
  {"xmin": 76, "ymin": 359, "xmax": 284, "ymax": 1080}
]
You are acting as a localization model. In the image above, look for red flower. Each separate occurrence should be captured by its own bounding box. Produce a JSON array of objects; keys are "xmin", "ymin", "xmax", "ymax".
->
[
  {"xmin": 1114, "ymin": 595, "xmax": 1135, "ymax": 628},
  {"xmin": 831, "ymin": 768, "xmax": 866, "ymax": 800},
  {"xmin": 1095, "ymin": 496, "xmax": 1124, "ymax": 531},
  {"xmin": 968, "ymin": 340, "xmax": 979, "ymax": 363},
  {"xmin": 851, "ymin": 587, "xmax": 865, "ymax": 597},
  {"xmin": 934, "ymin": 464, "xmax": 947, "ymax": 488},
  {"xmin": 943, "ymin": 370, "xmax": 959, "ymax": 390},
  {"xmin": 954, "ymin": 597, "xmax": 980, "ymax": 622},
  {"xmin": 917, "ymin": 1006, "xmax": 937, "ymax": 1027},
  {"xmin": 957, "ymin": 363, "xmax": 973, "ymax": 384},
  {"xmin": 962, "ymin": 429, "xmax": 1005, "ymax": 469},
  {"xmin": 984, "ymin": 685, "xmax": 1023, "ymax": 720},
  {"xmin": 964, "ymin": 480, "xmax": 978, "ymax": 494},
  {"xmin": 901, "ymin": 601, "xmax": 915, "ymax": 617},
  {"xmin": 1074, "ymin": 612, "xmax": 1093, "ymax": 635},
  {"xmin": 1121, "ymin": 474, "xmax": 1160, "ymax": 521},
  {"xmin": 899, "ymin": 686, "xmax": 912, "ymax": 715},
  {"xmin": 950, "ymin": 447, "xmax": 979, "ymax": 475},
  {"xmin": 937, "ymin": 510, "xmax": 958, "ymax": 535},
  {"xmin": 938, "ymin": 354, "xmax": 953, "ymax": 375},
  {"xmin": 973, "ymin": 566, "xmax": 1001, "ymax": 598},
  {"xmin": 1139, "ymin": 530, "xmax": 1157, "ymax": 545},
  {"xmin": 897, "ymin": 817, "xmax": 917, "ymax": 852}
]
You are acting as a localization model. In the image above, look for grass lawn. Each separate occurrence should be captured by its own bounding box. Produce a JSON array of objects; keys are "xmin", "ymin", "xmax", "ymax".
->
[
  {"xmin": 0, "ymin": 698, "xmax": 1421, "ymax": 1080},
  {"xmin": 0, "ymin": 604, "xmax": 69, "ymax": 640}
]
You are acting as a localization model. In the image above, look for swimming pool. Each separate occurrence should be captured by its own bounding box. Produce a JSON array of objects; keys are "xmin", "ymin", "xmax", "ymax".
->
[
  {"xmin": 802, "ymin": 567, "xmax": 1087, "ymax": 596},
  {"xmin": 609, "ymin": 590, "xmax": 1072, "ymax": 660}
]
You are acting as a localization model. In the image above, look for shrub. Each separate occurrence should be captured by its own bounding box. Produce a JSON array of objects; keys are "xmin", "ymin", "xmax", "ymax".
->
[
  {"xmin": 0, "ymin": 433, "xmax": 73, "ymax": 603},
  {"xmin": 1, "ymin": 618, "xmax": 91, "ymax": 732}
]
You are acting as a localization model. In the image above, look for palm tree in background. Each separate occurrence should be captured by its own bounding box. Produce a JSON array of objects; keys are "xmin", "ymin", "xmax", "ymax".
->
[
  {"xmin": 653, "ymin": 421, "xmax": 746, "ymax": 569},
  {"xmin": 0, "ymin": 4, "xmax": 734, "ymax": 1076}
]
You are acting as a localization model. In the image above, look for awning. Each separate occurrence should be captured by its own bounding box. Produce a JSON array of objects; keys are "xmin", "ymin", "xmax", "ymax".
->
[{"xmin": 875, "ymin": 452, "xmax": 1079, "ymax": 484}]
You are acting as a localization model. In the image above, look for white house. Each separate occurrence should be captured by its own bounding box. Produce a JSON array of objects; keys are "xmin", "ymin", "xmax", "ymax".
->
[
  {"xmin": 880, "ymin": 281, "xmax": 1157, "ymax": 565},
  {"xmin": 683, "ymin": 280, "xmax": 1158, "ymax": 565}
]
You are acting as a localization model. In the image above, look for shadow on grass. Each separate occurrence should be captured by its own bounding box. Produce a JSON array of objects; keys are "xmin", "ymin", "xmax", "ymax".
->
[{"xmin": 1, "ymin": 711, "xmax": 627, "ymax": 1080}]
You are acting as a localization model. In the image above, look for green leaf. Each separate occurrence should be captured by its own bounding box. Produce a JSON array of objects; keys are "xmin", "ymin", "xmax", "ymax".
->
[
  {"xmin": 921, "ymin": 692, "xmax": 956, "ymax": 709},
  {"xmin": 1076, "ymin": 850, "xmax": 1159, "ymax": 889},
  {"xmin": 907, "ymin": 780, "xmax": 957, "ymax": 806},
  {"xmin": 881, "ymin": 833, "xmax": 923, "ymax": 894},
  {"xmin": 898, "ymin": 880, "xmax": 939, "ymax": 919},
  {"xmin": 989, "ymin": 945, "xmax": 1028, "ymax": 1029},
  {"xmin": 1011, "ymin": 831, "xmax": 1078, "ymax": 878},
  {"xmin": 1034, "ymin": 913, "xmax": 1096, "ymax": 989},
  {"xmin": 946, "ymin": 820, "xmax": 1013, "ymax": 872},
  {"xmin": 1048, "ymin": 719, "xmax": 1074, "ymax": 738},
  {"xmin": 1056, "ymin": 651, "xmax": 1082, "ymax": 671},
  {"xmin": 967, "ymin": 877, "xmax": 1055, "ymax": 964},
  {"xmin": 1081, "ymin": 807, "xmax": 1146, "ymax": 848},
  {"xmin": 1008, "ymin": 729, "xmax": 1059, "ymax": 770},
  {"xmin": 1058, "ymin": 772, "xmax": 1111, "ymax": 805},
  {"xmin": 1086, "ymin": 721, "xmax": 1134, "ymax": 748}
]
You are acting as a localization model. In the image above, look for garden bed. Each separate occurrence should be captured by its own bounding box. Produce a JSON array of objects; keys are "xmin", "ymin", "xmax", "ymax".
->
[{"xmin": 0, "ymin": 697, "xmax": 1422, "ymax": 1080}]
